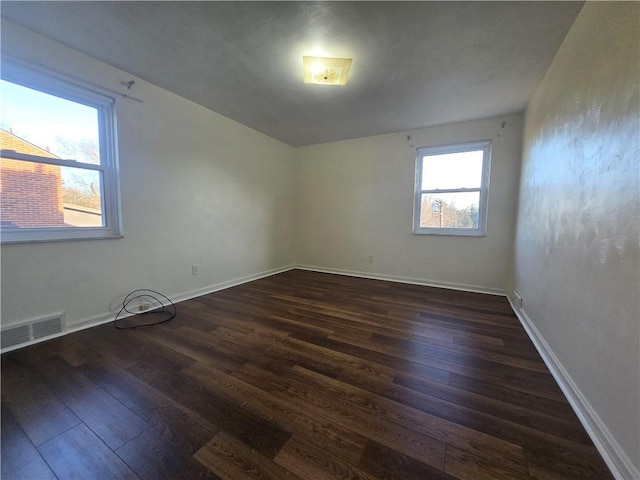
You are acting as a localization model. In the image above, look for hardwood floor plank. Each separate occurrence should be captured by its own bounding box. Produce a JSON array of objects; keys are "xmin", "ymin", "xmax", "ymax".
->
[
  {"xmin": 417, "ymin": 312, "xmax": 533, "ymax": 344},
  {"xmin": 395, "ymin": 372, "xmax": 590, "ymax": 442},
  {"xmin": 358, "ymin": 440, "xmax": 459, "ymax": 480},
  {"xmin": 115, "ymin": 426, "xmax": 219, "ymax": 480},
  {"xmin": 1, "ymin": 357, "xmax": 81, "ymax": 446},
  {"xmin": 339, "ymin": 358, "xmax": 610, "ymax": 477},
  {"xmin": 444, "ymin": 444, "xmax": 534, "ymax": 480},
  {"xmin": 0, "ymin": 406, "xmax": 57, "ymax": 480},
  {"xmin": 97, "ymin": 324, "xmax": 197, "ymax": 371},
  {"xmin": 34, "ymin": 355, "xmax": 149, "ymax": 450},
  {"xmin": 446, "ymin": 371, "xmax": 576, "ymax": 419},
  {"xmin": 202, "ymin": 326, "xmax": 295, "ymax": 376},
  {"xmin": 126, "ymin": 358, "xmax": 292, "ymax": 459},
  {"xmin": 192, "ymin": 296, "xmax": 300, "ymax": 337},
  {"xmin": 274, "ymin": 436, "xmax": 377, "ymax": 480},
  {"xmin": 71, "ymin": 327, "xmax": 144, "ymax": 369},
  {"xmin": 42, "ymin": 335, "xmax": 101, "ymax": 367},
  {"xmin": 141, "ymin": 325, "xmax": 245, "ymax": 374},
  {"xmin": 256, "ymin": 292, "xmax": 456, "ymax": 343},
  {"xmin": 308, "ymin": 334, "xmax": 451, "ymax": 384},
  {"xmin": 183, "ymin": 361, "xmax": 368, "ymax": 465},
  {"xmin": 3, "ymin": 338, "xmax": 58, "ymax": 366},
  {"xmin": 324, "ymin": 328, "xmax": 549, "ymax": 383},
  {"xmin": 195, "ymin": 431, "xmax": 302, "ymax": 480},
  {"xmin": 497, "ymin": 371, "xmax": 568, "ymax": 402},
  {"xmin": 450, "ymin": 333, "xmax": 544, "ymax": 361},
  {"xmin": 196, "ymin": 292, "xmax": 336, "ymax": 341},
  {"xmin": 221, "ymin": 326, "xmax": 397, "ymax": 383},
  {"xmin": 451, "ymin": 331, "xmax": 505, "ymax": 347},
  {"xmin": 216, "ymin": 328, "xmax": 343, "ymax": 379},
  {"xmin": 523, "ymin": 442, "xmax": 615, "ymax": 480},
  {"xmin": 234, "ymin": 363, "xmax": 447, "ymax": 471},
  {"xmin": 369, "ymin": 332, "xmax": 548, "ymax": 372},
  {"xmin": 38, "ymin": 423, "xmax": 139, "ymax": 479},
  {"xmin": 341, "ymin": 356, "xmax": 594, "ymax": 447},
  {"xmin": 159, "ymin": 306, "xmax": 220, "ymax": 332},
  {"xmin": 288, "ymin": 365, "xmax": 529, "ymax": 473},
  {"xmin": 233, "ymin": 287, "xmax": 457, "ymax": 344},
  {"xmin": 78, "ymin": 359, "xmax": 219, "ymax": 451}
]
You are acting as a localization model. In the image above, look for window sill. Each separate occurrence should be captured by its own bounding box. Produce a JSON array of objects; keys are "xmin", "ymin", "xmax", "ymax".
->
[
  {"xmin": 1, "ymin": 232, "xmax": 123, "ymax": 245},
  {"xmin": 412, "ymin": 228, "xmax": 486, "ymax": 237}
]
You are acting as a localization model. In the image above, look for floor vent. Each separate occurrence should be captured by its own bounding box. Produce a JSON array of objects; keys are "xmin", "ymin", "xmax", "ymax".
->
[
  {"xmin": 1, "ymin": 325, "xmax": 31, "ymax": 349},
  {"xmin": 32, "ymin": 317, "xmax": 63, "ymax": 340},
  {"xmin": 1, "ymin": 315, "xmax": 64, "ymax": 350}
]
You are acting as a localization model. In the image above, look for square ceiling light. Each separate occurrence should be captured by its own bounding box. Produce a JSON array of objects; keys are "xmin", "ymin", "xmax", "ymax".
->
[{"xmin": 303, "ymin": 56, "xmax": 353, "ymax": 86}]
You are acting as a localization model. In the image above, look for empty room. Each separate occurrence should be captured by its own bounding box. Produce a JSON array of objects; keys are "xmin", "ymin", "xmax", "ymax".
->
[{"xmin": 1, "ymin": 2, "xmax": 638, "ymax": 479}]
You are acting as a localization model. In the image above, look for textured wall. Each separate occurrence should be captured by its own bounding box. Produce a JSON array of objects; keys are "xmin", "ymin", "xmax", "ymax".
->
[{"xmin": 514, "ymin": 2, "xmax": 639, "ymax": 473}]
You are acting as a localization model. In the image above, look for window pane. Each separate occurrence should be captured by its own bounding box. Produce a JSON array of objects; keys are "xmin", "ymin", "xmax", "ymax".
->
[
  {"xmin": 420, "ymin": 192, "xmax": 480, "ymax": 229},
  {"xmin": 0, "ymin": 80, "xmax": 101, "ymax": 164},
  {"xmin": 421, "ymin": 150, "xmax": 483, "ymax": 190},
  {"xmin": 1, "ymin": 158, "xmax": 104, "ymax": 229}
]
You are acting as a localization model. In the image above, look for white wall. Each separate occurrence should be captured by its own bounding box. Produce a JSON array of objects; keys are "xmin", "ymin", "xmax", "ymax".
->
[
  {"xmin": 295, "ymin": 113, "xmax": 523, "ymax": 293},
  {"xmin": 514, "ymin": 2, "xmax": 639, "ymax": 477},
  {"xmin": 1, "ymin": 21, "xmax": 296, "ymax": 331}
]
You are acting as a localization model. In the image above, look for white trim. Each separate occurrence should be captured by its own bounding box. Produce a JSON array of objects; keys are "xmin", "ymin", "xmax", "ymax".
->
[
  {"xmin": 507, "ymin": 294, "xmax": 637, "ymax": 480},
  {"xmin": 0, "ymin": 264, "xmax": 295, "ymax": 354},
  {"xmin": 295, "ymin": 264, "xmax": 507, "ymax": 296},
  {"xmin": 0, "ymin": 151, "xmax": 105, "ymax": 170},
  {"xmin": 2, "ymin": 54, "xmax": 144, "ymax": 103}
]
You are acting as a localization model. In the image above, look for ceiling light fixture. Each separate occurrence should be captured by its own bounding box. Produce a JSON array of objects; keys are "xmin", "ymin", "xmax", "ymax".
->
[{"xmin": 303, "ymin": 56, "xmax": 353, "ymax": 86}]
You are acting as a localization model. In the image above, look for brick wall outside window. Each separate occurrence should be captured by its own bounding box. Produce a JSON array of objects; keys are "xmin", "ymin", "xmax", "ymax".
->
[{"xmin": 0, "ymin": 129, "xmax": 65, "ymax": 228}]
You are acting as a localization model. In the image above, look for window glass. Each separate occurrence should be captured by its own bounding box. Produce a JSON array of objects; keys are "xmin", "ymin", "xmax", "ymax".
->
[
  {"xmin": 421, "ymin": 150, "xmax": 483, "ymax": 190},
  {"xmin": 0, "ymin": 158, "xmax": 104, "ymax": 229},
  {"xmin": 1, "ymin": 80, "xmax": 102, "ymax": 164},
  {"xmin": 413, "ymin": 141, "xmax": 490, "ymax": 236},
  {"xmin": 419, "ymin": 192, "xmax": 480, "ymax": 229}
]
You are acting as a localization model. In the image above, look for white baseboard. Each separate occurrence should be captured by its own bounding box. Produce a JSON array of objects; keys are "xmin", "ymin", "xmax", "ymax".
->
[
  {"xmin": 507, "ymin": 294, "xmax": 639, "ymax": 480},
  {"xmin": 295, "ymin": 264, "xmax": 507, "ymax": 296},
  {"xmin": 169, "ymin": 264, "xmax": 295, "ymax": 305}
]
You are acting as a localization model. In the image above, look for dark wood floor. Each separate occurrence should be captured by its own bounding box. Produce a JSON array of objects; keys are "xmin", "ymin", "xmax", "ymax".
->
[{"xmin": 1, "ymin": 269, "xmax": 613, "ymax": 480}]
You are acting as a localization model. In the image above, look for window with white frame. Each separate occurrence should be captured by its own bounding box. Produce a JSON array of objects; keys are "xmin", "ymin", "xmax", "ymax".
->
[
  {"xmin": 413, "ymin": 140, "xmax": 491, "ymax": 236},
  {"xmin": 0, "ymin": 61, "xmax": 121, "ymax": 243}
]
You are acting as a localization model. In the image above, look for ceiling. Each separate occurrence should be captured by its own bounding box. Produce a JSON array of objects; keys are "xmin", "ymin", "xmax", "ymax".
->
[{"xmin": 1, "ymin": 1, "xmax": 583, "ymax": 146}]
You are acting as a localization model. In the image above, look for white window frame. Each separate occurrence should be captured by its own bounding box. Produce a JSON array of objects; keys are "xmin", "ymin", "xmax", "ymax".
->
[
  {"xmin": 413, "ymin": 140, "xmax": 491, "ymax": 237},
  {"xmin": 1, "ymin": 60, "xmax": 122, "ymax": 243}
]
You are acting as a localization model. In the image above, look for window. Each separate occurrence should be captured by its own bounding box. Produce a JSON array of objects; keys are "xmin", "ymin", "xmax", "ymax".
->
[
  {"xmin": 413, "ymin": 140, "xmax": 490, "ymax": 236},
  {"xmin": 1, "ymin": 60, "xmax": 121, "ymax": 243}
]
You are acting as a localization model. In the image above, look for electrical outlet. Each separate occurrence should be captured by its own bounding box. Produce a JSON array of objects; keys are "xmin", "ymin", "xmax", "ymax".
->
[
  {"xmin": 514, "ymin": 291, "xmax": 523, "ymax": 309},
  {"xmin": 192, "ymin": 264, "xmax": 200, "ymax": 275},
  {"xmin": 368, "ymin": 255, "xmax": 374, "ymax": 263}
]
